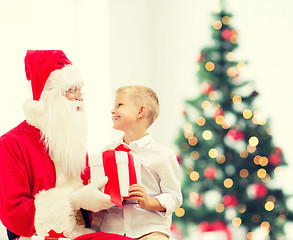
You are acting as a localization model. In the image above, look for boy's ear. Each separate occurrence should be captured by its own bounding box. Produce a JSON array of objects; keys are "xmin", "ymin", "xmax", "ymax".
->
[{"xmin": 137, "ymin": 105, "xmax": 147, "ymax": 119}]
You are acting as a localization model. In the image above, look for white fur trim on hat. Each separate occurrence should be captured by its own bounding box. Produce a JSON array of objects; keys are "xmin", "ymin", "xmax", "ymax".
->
[{"xmin": 45, "ymin": 64, "xmax": 84, "ymax": 93}]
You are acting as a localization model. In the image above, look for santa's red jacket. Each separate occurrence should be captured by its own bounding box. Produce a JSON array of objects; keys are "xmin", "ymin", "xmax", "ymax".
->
[{"xmin": 0, "ymin": 121, "xmax": 132, "ymax": 240}]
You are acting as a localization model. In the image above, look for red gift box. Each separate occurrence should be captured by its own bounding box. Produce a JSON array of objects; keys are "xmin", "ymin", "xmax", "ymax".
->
[{"xmin": 90, "ymin": 144, "xmax": 141, "ymax": 207}]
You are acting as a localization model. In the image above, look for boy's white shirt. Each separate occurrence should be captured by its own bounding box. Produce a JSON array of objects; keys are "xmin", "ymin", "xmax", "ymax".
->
[{"xmin": 92, "ymin": 134, "xmax": 182, "ymax": 238}]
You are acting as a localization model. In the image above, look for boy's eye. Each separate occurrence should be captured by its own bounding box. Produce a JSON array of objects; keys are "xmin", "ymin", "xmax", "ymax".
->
[{"xmin": 118, "ymin": 103, "xmax": 123, "ymax": 107}]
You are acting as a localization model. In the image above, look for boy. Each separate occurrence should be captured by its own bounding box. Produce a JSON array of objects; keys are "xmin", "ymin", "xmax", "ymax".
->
[{"xmin": 96, "ymin": 85, "xmax": 182, "ymax": 240}]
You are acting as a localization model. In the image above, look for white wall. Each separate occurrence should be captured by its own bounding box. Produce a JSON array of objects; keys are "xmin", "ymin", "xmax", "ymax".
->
[{"xmin": 1, "ymin": 0, "xmax": 293, "ymax": 239}]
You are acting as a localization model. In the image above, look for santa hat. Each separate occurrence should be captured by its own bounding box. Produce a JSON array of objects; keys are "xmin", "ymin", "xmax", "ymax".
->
[
  {"xmin": 22, "ymin": 50, "xmax": 84, "ymax": 128},
  {"xmin": 24, "ymin": 50, "xmax": 83, "ymax": 101}
]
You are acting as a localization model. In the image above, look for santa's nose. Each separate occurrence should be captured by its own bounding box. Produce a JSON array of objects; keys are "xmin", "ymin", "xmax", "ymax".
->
[{"xmin": 75, "ymin": 94, "xmax": 84, "ymax": 101}]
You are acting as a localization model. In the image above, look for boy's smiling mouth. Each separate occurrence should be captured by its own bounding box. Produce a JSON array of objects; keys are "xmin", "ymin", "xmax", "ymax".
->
[{"xmin": 112, "ymin": 116, "xmax": 120, "ymax": 120}]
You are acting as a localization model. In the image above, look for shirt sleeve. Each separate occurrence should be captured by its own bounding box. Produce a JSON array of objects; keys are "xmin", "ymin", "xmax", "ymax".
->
[
  {"xmin": 154, "ymin": 148, "xmax": 182, "ymax": 216},
  {"xmin": 0, "ymin": 136, "xmax": 36, "ymax": 237}
]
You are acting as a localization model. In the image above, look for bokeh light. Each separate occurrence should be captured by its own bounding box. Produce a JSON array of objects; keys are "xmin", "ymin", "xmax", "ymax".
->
[
  {"xmin": 227, "ymin": 67, "xmax": 238, "ymax": 77},
  {"xmin": 183, "ymin": 123, "xmax": 193, "ymax": 132},
  {"xmin": 265, "ymin": 201, "xmax": 274, "ymax": 211},
  {"xmin": 216, "ymin": 155, "xmax": 226, "ymax": 164},
  {"xmin": 209, "ymin": 91, "xmax": 218, "ymax": 100},
  {"xmin": 213, "ymin": 20, "xmax": 222, "ymax": 30},
  {"xmin": 202, "ymin": 100, "xmax": 211, "ymax": 109},
  {"xmin": 226, "ymin": 52, "xmax": 234, "ymax": 61},
  {"xmin": 243, "ymin": 109, "xmax": 252, "ymax": 119},
  {"xmin": 175, "ymin": 208, "xmax": 185, "ymax": 217},
  {"xmin": 190, "ymin": 171, "xmax": 200, "ymax": 181},
  {"xmin": 254, "ymin": 155, "xmax": 261, "ymax": 165},
  {"xmin": 188, "ymin": 136, "xmax": 198, "ymax": 146},
  {"xmin": 259, "ymin": 157, "xmax": 269, "ymax": 166},
  {"xmin": 209, "ymin": 148, "xmax": 218, "ymax": 158},
  {"xmin": 190, "ymin": 151, "xmax": 199, "ymax": 160},
  {"xmin": 222, "ymin": 16, "xmax": 230, "ymax": 25},
  {"xmin": 216, "ymin": 203, "xmax": 225, "ymax": 213},
  {"xmin": 184, "ymin": 130, "xmax": 193, "ymax": 139},
  {"xmin": 232, "ymin": 217, "xmax": 242, "ymax": 227},
  {"xmin": 240, "ymin": 150, "xmax": 249, "ymax": 158},
  {"xmin": 215, "ymin": 115, "xmax": 225, "ymax": 125},
  {"xmin": 257, "ymin": 168, "xmax": 267, "ymax": 179},
  {"xmin": 202, "ymin": 130, "xmax": 212, "ymax": 140},
  {"xmin": 247, "ymin": 144, "xmax": 256, "ymax": 153},
  {"xmin": 249, "ymin": 136, "xmax": 259, "ymax": 147},
  {"xmin": 205, "ymin": 62, "xmax": 215, "ymax": 71},
  {"xmin": 232, "ymin": 95, "xmax": 242, "ymax": 104},
  {"xmin": 197, "ymin": 116, "xmax": 206, "ymax": 126},
  {"xmin": 224, "ymin": 178, "xmax": 233, "ymax": 188},
  {"xmin": 240, "ymin": 169, "xmax": 249, "ymax": 178}
]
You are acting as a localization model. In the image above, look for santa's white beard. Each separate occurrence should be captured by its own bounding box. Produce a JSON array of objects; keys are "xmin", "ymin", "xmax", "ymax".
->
[{"xmin": 23, "ymin": 94, "xmax": 88, "ymax": 185}]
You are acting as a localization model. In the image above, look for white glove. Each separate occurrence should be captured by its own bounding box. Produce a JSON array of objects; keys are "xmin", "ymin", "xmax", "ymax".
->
[{"xmin": 70, "ymin": 176, "xmax": 114, "ymax": 212}]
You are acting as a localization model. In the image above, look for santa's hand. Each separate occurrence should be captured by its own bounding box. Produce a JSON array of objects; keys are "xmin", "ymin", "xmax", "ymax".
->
[{"xmin": 70, "ymin": 177, "xmax": 114, "ymax": 212}]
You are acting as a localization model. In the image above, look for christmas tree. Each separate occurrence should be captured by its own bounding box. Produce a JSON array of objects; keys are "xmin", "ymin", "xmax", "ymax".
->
[{"xmin": 173, "ymin": 4, "xmax": 293, "ymax": 240}]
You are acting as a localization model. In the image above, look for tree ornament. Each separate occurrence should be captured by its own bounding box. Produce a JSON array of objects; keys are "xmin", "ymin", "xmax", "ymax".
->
[
  {"xmin": 204, "ymin": 166, "xmax": 217, "ymax": 179},
  {"xmin": 248, "ymin": 183, "xmax": 268, "ymax": 199},
  {"xmin": 222, "ymin": 28, "xmax": 233, "ymax": 41},
  {"xmin": 268, "ymin": 147, "xmax": 283, "ymax": 166},
  {"xmin": 213, "ymin": 108, "xmax": 224, "ymax": 119},
  {"xmin": 201, "ymin": 82, "xmax": 215, "ymax": 95},
  {"xmin": 222, "ymin": 194, "xmax": 238, "ymax": 207},
  {"xmin": 269, "ymin": 153, "xmax": 282, "ymax": 166},
  {"xmin": 274, "ymin": 147, "xmax": 282, "ymax": 154},
  {"xmin": 198, "ymin": 53, "xmax": 205, "ymax": 62},
  {"xmin": 190, "ymin": 192, "xmax": 203, "ymax": 206},
  {"xmin": 227, "ymin": 128, "xmax": 245, "ymax": 141}
]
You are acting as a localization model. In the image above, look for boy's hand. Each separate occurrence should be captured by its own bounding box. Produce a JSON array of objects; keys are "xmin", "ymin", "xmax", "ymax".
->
[
  {"xmin": 128, "ymin": 184, "xmax": 166, "ymax": 212},
  {"xmin": 128, "ymin": 184, "xmax": 150, "ymax": 209}
]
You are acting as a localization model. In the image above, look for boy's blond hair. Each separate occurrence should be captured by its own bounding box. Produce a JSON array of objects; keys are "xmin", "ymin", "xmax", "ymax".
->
[{"xmin": 116, "ymin": 85, "xmax": 160, "ymax": 127}]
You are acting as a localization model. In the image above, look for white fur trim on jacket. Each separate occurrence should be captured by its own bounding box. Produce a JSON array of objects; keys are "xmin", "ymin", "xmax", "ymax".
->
[{"xmin": 34, "ymin": 187, "xmax": 93, "ymax": 239}]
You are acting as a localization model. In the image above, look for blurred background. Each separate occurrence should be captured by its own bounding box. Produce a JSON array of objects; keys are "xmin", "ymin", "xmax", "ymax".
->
[{"xmin": 0, "ymin": 0, "xmax": 292, "ymax": 239}]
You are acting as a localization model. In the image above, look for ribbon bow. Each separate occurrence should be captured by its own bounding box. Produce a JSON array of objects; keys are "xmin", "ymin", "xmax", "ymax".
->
[
  {"xmin": 199, "ymin": 220, "xmax": 231, "ymax": 240},
  {"xmin": 102, "ymin": 144, "xmax": 137, "ymax": 207},
  {"xmin": 45, "ymin": 230, "xmax": 66, "ymax": 239}
]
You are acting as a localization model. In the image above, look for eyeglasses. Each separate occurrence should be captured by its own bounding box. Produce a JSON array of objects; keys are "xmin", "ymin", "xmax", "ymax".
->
[{"xmin": 66, "ymin": 88, "xmax": 85, "ymax": 97}]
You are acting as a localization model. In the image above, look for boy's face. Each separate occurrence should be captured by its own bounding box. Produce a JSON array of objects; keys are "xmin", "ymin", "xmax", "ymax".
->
[{"xmin": 111, "ymin": 92, "xmax": 140, "ymax": 131}]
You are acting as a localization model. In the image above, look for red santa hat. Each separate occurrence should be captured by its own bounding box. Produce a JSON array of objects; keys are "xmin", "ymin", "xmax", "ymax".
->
[{"xmin": 24, "ymin": 50, "xmax": 82, "ymax": 101}]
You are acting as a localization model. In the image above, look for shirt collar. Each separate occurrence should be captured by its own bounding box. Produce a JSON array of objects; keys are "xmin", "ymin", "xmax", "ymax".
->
[
  {"xmin": 117, "ymin": 134, "xmax": 154, "ymax": 149},
  {"xmin": 129, "ymin": 134, "xmax": 153, "ymax": 149}
]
